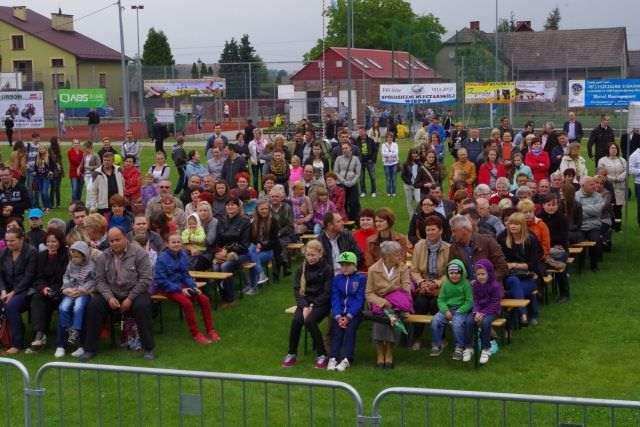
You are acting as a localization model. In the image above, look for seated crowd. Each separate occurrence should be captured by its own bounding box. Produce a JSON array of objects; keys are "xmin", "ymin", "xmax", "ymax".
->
[{"xmin": 0, "ymin": 117, "xmax": 624, "ymax": 370}]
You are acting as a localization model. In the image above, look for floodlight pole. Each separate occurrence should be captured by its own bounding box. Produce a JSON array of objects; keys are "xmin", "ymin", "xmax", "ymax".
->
[
  {"xmin": 132, "ymin": 5, "xmax": 145, "ymax": 127},
  {"xmin": 117, "ymin": 0, "xmax": 130, "ymax": 132},
  {"xmin": 346, "ymin": 0, "xmax": 353, "ymax": 129}
]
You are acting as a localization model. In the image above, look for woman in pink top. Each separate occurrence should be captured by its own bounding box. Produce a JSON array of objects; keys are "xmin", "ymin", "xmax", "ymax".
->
[{"xmin": 288, "ymin": 155, "xmax": 304, "ymax": 192}]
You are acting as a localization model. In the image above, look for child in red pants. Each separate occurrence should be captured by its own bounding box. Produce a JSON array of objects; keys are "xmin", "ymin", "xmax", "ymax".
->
[{"xmin": 154, "ymin": 233, "xmax": 220, "ymax": 344}]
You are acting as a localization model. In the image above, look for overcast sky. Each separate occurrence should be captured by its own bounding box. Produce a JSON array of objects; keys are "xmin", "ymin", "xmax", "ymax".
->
[{"xmin": 26, "ymin": 0, "xmax": 640, "ymax": 66}]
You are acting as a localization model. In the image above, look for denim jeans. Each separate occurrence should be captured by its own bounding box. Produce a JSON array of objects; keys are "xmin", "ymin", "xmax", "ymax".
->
[
  {"xmin": 50, "ymin": 177, "xmax": 61, "ymax": 207},
  {"xmin": 5, "ymin": 293, "xmax": 30, "ymax": 348},
  {"xmin": 431, "ymin": 308, "xmax": 473, "ymax": 348},
  {"xmin": 403, "ymin": 184, "xmax": 421, "ymax": 218},
  {"xmin": 329, "ymin": 315, "xmax": 361, "ymax": 361},
  {"xmin": 476, "ymin": 313, "xmax": 496, "ymax": 350},
  {"xmin": 248, "ymin": 244, "xmax": 273, "ymax": 286},
  {"xmin": 214, "ymin": 253, "xmax": 251, "ymax": 301},
  {"xmin": 505, "ymin": 275, "xmax": 539, "ymax": 319},
  {"xmin": 359, "ymin": 161, "xmax": 377, "ymax": 194},
  {"xmin": 58, "ymin": 295, "xmax": 90, "ymax": 331},
  {"xmin": 25, "ymin": 174, "xmax": 37, "ymax": 208},
  {"xmin": 34, "ymin": 176, "xmax": 51, "ymax": 209},
  {"xmin": 70, "ymin": 177, "xmax": 83, "ymax": 203},
  {"xmin": 383, "ymin": 164, "xmax": 397, "ymax": 195}
]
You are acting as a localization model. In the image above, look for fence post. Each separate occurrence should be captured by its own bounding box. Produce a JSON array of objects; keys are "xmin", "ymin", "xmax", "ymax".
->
[{"xmin": 0, "ymin": 357, "xmax": 32, "ymax": 427}]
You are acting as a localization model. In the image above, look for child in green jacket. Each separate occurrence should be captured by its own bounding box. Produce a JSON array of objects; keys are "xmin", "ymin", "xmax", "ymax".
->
[{"xmin": 430, "ymin": 259, "xmax": 474, "ymax": 362}]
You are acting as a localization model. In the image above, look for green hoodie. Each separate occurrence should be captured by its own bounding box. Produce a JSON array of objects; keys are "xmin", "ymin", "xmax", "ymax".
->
[{"xmin": 437, "ymin": 259, "xmax": 473, "ymax": 314}]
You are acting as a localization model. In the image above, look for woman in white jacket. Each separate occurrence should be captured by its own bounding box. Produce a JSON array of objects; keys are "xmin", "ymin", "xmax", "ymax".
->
[
  {"xmin": 559, "ymin": 142, "xmax": 588, "ymax": 185},
  {"xmin": 380, "ymin": 132, "xmax": 399, "ymax": 197},
  {"xmin": 88, "ymin": 152, "xmax": 123, "ymax": 213},
  {"xmin": 597, "ymin": 143, "xmax": 627, "ymax": 228},
  {"xmin": 248, "ymin": 128, "xmax": 267, "ymax": 189}
]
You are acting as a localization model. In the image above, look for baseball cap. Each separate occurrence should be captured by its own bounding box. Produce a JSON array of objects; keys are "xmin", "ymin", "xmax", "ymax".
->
[
  {"xmin": 337, "ymin": 251, "xmax": 357, "ymax": 265},
  {"xmin": 28, "ymin": 208, "xmax": 44, "ymax": 219}
]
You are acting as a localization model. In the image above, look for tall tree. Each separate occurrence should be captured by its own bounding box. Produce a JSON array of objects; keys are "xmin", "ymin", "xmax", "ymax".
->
[
  {"xmin": 544, "ymin": 7, "xmax": 561, "ymax": 30},
  {"xmin": 218, "ymin": 38, "xmax": 242, "ymax": 98},
  {"xmin": 141, "ymin": 27, "xmax": 175, "ymax": 66},
  {"xmin": 207, "ymin": 66, "xmax": 213, "ymax": 76},
  {"xmin": 498, "ymin": 11, "xmax": 517, "ymax": 32},
  {"xmin": 303, "ymin": 0, "xmax": 445, "ymax": 64},
  {"xmin": 238, "ymin": 34, "xmax": 267, "ymax": 98},
  {"xmin": 191, "ymin": 62, "xmax": 199, "ymax": 78},
  {"xmin": 199, "ymin": 62, "xmax": 208, "ymax": 77}
]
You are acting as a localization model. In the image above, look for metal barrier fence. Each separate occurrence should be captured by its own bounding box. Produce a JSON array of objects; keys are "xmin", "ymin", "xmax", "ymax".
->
[
  {"xmin": 370, "ymin": 387, "xmax": 640, "ymax": 426},
  {"xmin": 32, "ymin": 362, "xmax": 365, "ymax": 426},
  {"xmin": 4, "ymin": 358, "xmax": 640, "ymax": 426},
  {"xmin": 0, "ymin": 357, "xmax": 32, "ymax": 427}
]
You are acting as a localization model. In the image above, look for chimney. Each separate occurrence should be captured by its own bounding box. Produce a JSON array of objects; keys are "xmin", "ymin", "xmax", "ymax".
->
[
  {"xmin": 469, "ymin": 21, "xmax": 480, "ymax": 31},
  {"xmin": 515, "ymin": 20, "xmax": 533, "ymax": 32},
  {"xmin": 12, "ymin": 6, "xmax": 27, "ymax": 21},
  {"xmin": 51, "ymin": 11, "xmax": 74, "ymax": 32}
]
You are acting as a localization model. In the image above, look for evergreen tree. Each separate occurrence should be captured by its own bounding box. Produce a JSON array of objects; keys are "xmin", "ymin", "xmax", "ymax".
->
[
  {"xmin": 142, "ymin": 28, "xmax": 175, "ymax": 67},
  {"xmin": 238, "ymin": 34, "xmax": 266, "ymax": 98},
  {"xmin": 218, "ymin": 38, "xmax": 242, "ymax": 98},
  {"xmin": 498, "ymin": 11, "xmax": 517, "ymax": 32},
  {"xmin": 544, "ymin": 7, "xmax": 561, "ymax": 30},
  {"xmin": 207, "ymin": 66, "xmax": 213, "ymax": 76},
  {"xmin": 199, "ymin": 62, "xmax": 208, "ymax": 78},
  {"xmin": 191, "ymin": 62, "xmax": 199, "ymax": 78}
]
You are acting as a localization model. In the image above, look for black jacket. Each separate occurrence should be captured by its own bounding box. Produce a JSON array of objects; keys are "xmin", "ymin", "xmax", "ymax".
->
[
  {"xmin": 317, "ymin": 230, "xmax": 364, "ymax": 270},
  {"xmin": 0, "ymin": 182, "xmax": 30, "ymax": 219},
  {"xmin": 588, "ymin": 125, "xmax": 615, "ymax": 159},
  {"xmin": 221, "ymin": 156, "xmax": 248, "ymax": 188},
  {"xmin": 293, "ymin": 260, "xmax": 333, "ymax": 309},
  {"xmin": 215, "ymin": 214, "xmax": 251, "ymax": 255},
  {"xmin": 34, "ymin": 248, "xmax": 69, "ymax": 293},
  {"xmin": 539, "ymin": 210, "xmax": 569, "ymax": 250},
  {"xmin": 563, "ymin": 120, "xmax": 583, "ymax": 141},
  {"xmin": 251, "ymin": 218, "xmax": 279, "ymax": 252},
  {"xmin": 272, "ymin": 203, "xmax": 294, "ymax": 238},
  {"xmin": 620, "ymin": 132, "xmax": 640, "ymax": 159},
  {"xmin": 0, "ymin": 244, "xmax": 37, "ymax": 295},
  {"xmin": 400, "ymin": 161, "xmax": 431, "ymax": 190},
  {"xmin": 408, "ymin": 211, "xmax": 450, "ymax": 245},
  {"xmin": 26, "ymin": 227, "xmax": 46, "ymax": 248},
  {"xmin": 355, "ymin": 136, "xmax": 378, "ymax": 163},
  {"xmin": 497, "ymin": 232, "xmax": 544, "ymax": 277}
]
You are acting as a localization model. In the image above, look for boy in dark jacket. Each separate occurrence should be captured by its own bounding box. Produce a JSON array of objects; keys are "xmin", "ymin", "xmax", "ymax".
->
[
  {"xmin": 327, "ymin": 251, "xmax": 366, "ymax": 372},
  {"xmin": 171, "ymin": 136, "xmax": 188, "ymax": 195}
]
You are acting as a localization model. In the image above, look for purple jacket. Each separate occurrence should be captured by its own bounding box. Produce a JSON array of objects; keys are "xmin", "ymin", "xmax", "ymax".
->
[{"xmin": 471, "ymin": 259, "xmax": 503, "ymax": 316}]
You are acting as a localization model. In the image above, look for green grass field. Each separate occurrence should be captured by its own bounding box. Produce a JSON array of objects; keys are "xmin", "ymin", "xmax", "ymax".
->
[{"xmin": 0, "ymin": 139, "xmax": 639, "ymax": 425}]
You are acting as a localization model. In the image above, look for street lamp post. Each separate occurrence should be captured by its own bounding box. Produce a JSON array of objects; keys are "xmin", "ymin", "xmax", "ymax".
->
[
  {"xmin": 131, "ymin": 5, "xmax": 145, "ymax": 128},
  {"xmin": 117, "ymin": 0, "xmax": 130, "ymax": 131}
]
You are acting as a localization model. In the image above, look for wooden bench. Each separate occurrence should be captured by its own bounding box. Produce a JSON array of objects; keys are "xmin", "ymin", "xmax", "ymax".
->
[
  {"xmin": 300, "ymin": 234, "xmax": 317, "ymax": 241},
  {"xmin": 151, "ymin": 281, "xmax": 207, "ymax": 333},
  {"xmin": 188, "ymin": 271, "xmax": 234, "ymax": 308},
  {"xmin": 571, "ymin": 241, "xmax": 596, "ymax": 273}
]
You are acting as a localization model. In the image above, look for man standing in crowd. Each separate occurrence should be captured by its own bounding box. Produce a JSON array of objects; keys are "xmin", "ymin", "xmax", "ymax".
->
[
  {"xmin": 244, "ymin": 119, "xmax": 255, "ymax": 144},
  {"xmin": 588, "ymin": 114, "xmax": 615, "ymax": 166},
  {"xmin": 448, "ymin": 215, "xmax": 508, "ymax": 281},
  {"xmin": 81, "ymin": 227, "xmax": 155, "ymax": 361},
  {"xmin": 499, "ymin": 116, "xmax": 514, "ymax": 137},
  {"xmin": 0, "ymin": 167, "xmax": 29, "ymax": 220},
  {"xmin": 318, "ymin": 212, "xmax": 363, "ymax": 273},
  {"xmin": 146, "ymin": 179, "xmax": 184, "ymax": 216},
  {"xmin": 563, "ymin": 111, "xmax": 583, "ymax": 143},
  {"xmin": 207, "ymin": 124, "xmax": 229, "ymax": 150},
  {"xmin": 87, "ymin": 108, "xmax": 100, "ymax": 142},
  {"xmin": 462, "ymin": 128, "xmax": 484, "ymax": 168},
  {"xmin": 4, "ymin": 114, "xmax": 13, "ymax": 147},
  {"xmin": 152, "ymin": 117, "xmax": 169, "ymax": 155},
  {"xmin": 334, "ymin": 141, "xmax": 361, "ymax": 221},
  {"xmin": 355, "ymin": 126, "xmax": 378, "ymax": 198},
  {"xmin": 575, "ymin": 176, "xmax": 605, "ymax": 272},
  {"xmin": 221, "ymin": 145, "xmax": 248, "ymax": 188},
  {"xmin": 25, "ymin": 133, "xmax": 40, "ymax": 208},
  {"xmin": 621, "ymin": 128, "xmax": 640, "ymax": 160},
  {"xmin": 122, "ymin": 130, "xmax": 141, "ymax": 166}
]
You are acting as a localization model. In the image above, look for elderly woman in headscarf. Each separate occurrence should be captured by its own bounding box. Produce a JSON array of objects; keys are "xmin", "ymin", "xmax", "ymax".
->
[{"xmin": 365, "ymin": 240, "xmax": 412, "ymax": 369}]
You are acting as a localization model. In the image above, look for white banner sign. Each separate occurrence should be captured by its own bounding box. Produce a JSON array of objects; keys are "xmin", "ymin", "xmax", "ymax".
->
[
  {"xmin": 277, "ymin": 85, "xmax": 295, "ymax": 100},
  {"xmin": 0, "ymin": 91, "xmax": 44, "ymax": 128},
  {"xmin": 515, "ymin": 81, "xmax": 558, "ymax": 103},
  {"xmin": 379, "ymin": 83, "xmax": 457, "ymax": 105},
  {"xmin": 154, "ymin": 108, "xmax": 175, "ymax": 124}
]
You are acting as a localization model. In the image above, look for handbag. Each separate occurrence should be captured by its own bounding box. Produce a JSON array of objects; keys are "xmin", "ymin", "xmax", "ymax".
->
[{"xmin": 0, "ymin": 307, "xmax": 11, "ymax": 349}]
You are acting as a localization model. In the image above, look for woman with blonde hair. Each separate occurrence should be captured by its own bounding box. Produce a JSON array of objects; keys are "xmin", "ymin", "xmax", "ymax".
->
[
  {"xmin": 497, "ymin": 212, "xmax": 544, "ymax": 326},
  {"xmin": 34, "ymin": 143, "xmax": 53, "ymax": 210},
  {"xmin": 282, "ymin": 239, "xmax": 333, "ymax": 369},
  {"xmin": 559, "ymin": 142, "xmax": 588, "ymax": 184}
]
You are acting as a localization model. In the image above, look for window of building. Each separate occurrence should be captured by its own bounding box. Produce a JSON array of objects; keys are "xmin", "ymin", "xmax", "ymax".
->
[
  {"xmin": 99, "ymin": 73, "xmax": 107, "ymax": 88},
  {"xmin": 52, "ymin": 73, "xmax": 65, "ymax": 89},
  {"xmin": 51, "ymin": 58, "xmax": 64, "ymax": 68},
  {"xmin": 336, "ymin": 60, "xmax": 343, "ymax": 68},
  {"xmin": 11, "ymin": 35, "xmax": 24, "ymax": 50}
]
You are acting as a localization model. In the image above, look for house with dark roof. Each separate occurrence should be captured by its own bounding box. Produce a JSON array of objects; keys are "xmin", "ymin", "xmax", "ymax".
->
[
  {"xmin": 435, "ymin": 21, "xmax": 629, "ymax": 95},
  {"xmin": 289, "ymin": 47, "xmax": 442, "ymax": 123},
  {"xmin": 629, "ymin": 51, "xmax": 640, "ymax": 78},
  {"xmin": 0, "ymin": 6, "xmax": 126, "ymax": 115}
]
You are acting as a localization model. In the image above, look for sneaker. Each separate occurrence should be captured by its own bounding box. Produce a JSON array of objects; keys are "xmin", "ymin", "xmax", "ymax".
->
[
  {"xmin": 360, "ymin": 193, "xmax": 365, "ymax": 198},
  {"xmin": 143, "ymin": 350, "xmax": 156, "ymax": 360},
  {"xmin": 336, "ymin": 358, "xmax": 350, "ymax": 372},
  {"xmin": 326, "ymin": 357, "xmax": 338, "ymax": 371},
  {"xmin": 71, "ymin": 348, "xmax": 85, "ymax": 358},
  {"xmin": 371, "ymin": 193, "xmax": 377, "ymax": 198},
  {"xmin": 194, "ymin": 333, "xmax": 211, "ymax": 345},
  {"xmin": 54, "ymin": 347, "xmax": 65, "ymax": 358},
  {"xmin": 67, "ymin": 329, "xmax": 80, "ymax": 346},
  {"xmin": 479, "ymin": 349, "xmax": 491, "ymax": 365},
  {"xmin": 462, "ymin": 348, "xmax": 474, "ymax": 363},
  {"xmin": 78, "ymin": 351, "xmax": 95, "ymax": 362},
  {"xmin": 314, "ymin": 355, "xmax": 328, "ymax": 369},
  {"xmin": 490, "ymin": 340, "xmax": 499, "ymax": 355},
  {"xmin": 530, "ymin": 318, "xmax": 539, "ymax": 326},
  {"xmin": 281, "ymin": 354, "xmax": 297, "ymax": 368},
  {"xmin": 257, "ymin": 272, "xmax": 269, "ymax": 284},
  {"xmin": 24, "ymin": 347, "xmax": 37, "ymax": 355},
  {"xmin": 429, "ymin": 345, "xmax": 443, "ymax": 357},
  {"xmin": 243, "ymin": 287, "xmax": 257, "ymax": 296},
  {"xmin": 452, "ymin": 346, "xmax": 463, "ymax": 361},
  {"xmin": 207, "ymin": 329, "xmax": 221, "ymax": 342},
  {"xmin": 392, "ymin": 193, "xmax": 396, "ymax": 197},
  {"xmin": 411, "ymin": 341, "xmax": 422, "ymax": 351},
  {"xmin": 31, "ymin": 332, "xmax": 47, "ymax": 348}
]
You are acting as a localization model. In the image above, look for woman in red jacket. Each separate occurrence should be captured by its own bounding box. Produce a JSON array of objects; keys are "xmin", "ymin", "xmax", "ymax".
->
[
  {"xmin": 122, "ymin": 155, "xmax": 142, "ymax": 213},
  {"xmin": 524, "ymin": 138, "xmax": 550, "ymax": 182},
  {"xmin": 67, "ymin": 139, "xmax": 85, "ymax": 202},
  {"xmin": 477, "ymin": 148, "xmax": 506, "ymax": 190}
]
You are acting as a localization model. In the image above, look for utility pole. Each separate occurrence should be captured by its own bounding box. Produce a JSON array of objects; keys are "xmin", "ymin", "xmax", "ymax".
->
[
  {"xmin": 117, "ymin": 0, "xmax": 130, "ymax": 131},
  {"xmin": 490, "ymin": 0, "xmax": 499, "ymax": 129},
  {"xmin": 131, "ymin": 5, "xmax": 145, "ymax": 128},
  {"xmin": 248, "ymin": 62, "xmax": 253, "ymax": 122},
  {"xmin": 346, "ymin": 0, "xmax": 353, "ymax": 129}
]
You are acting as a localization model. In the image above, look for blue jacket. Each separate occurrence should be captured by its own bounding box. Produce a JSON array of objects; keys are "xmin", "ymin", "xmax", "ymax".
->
[
  {"xmin": 154, "ymin": 249, "xmax": 196, "ymax": 293},
  {"xmin": 330, "ymin": 272, "xmax": 366, "ymax": 319},
  {"xmin": 426, "ymin": 123, "xmax": 446, "ymax": 160}
]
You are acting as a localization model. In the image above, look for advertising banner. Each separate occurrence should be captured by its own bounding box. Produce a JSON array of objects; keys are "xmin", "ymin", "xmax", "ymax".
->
[
  {"xmin": 58, "ymin": 88, "xmax": 107, "ymax": 109},
  {"xmin": 144, "ymin": 78, "xmax": 225, "ymax": 98},
  {"xmin": 154, "ymin": 108, "xmax": 175, "ymax": 124},
  {"xmin": 568, "ymin": 79, "xmax": 640, "ymax": 108},
  {"xmin": 464, "ymin": 82, "xmax": 516, "ymax": 104},
  {"xmin": 515, "ymin": 81, "xmax": 558, "ymax": 103},
  {"xmin": 379, "ymin": 83, "xmax": 457, "ymax": 105},
  {"xmin": 277, "ymin": 84, "xmax": 295, "ymax": 100},
  {"xmin": 0, "ymin": 91, "xmax": 44, "ymax": 128}
]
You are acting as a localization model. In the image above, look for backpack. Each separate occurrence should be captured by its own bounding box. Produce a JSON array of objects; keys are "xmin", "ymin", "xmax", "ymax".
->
[{"xmin": 120, "ymin": 313, "xmax": 141, "ymax": 351}]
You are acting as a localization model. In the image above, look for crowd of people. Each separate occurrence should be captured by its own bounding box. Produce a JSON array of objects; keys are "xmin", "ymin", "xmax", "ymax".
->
[{"xmin": 0, "ymin": 110, "xmax": 632, "ymax": 370}]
